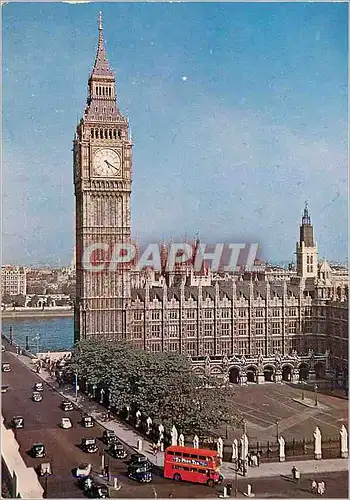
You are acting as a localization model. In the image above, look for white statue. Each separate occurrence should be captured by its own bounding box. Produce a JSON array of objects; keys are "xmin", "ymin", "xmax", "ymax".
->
[
  {"xmin": 158, "ymin": 424, "xmax": 164, "ymax": 442},
  {"xmin": 231, "ymin": 439, "xmax": 238, "ymax": 462},
  {"xmin": 278, "ymin": 436, "xmax": 285, "ymax": 462},
  {"xmin": 240, "ymin": 433, "xmax": 249, "ymax": 461},
  {"xmin": 178, "ymin": 434, "xmax": 185, "ymax": 447},
  {"xmin": 193, "ymin": 435, "xmax": 199, "ymax": 449},
  {"xmin": 340, "ymin": 425, "xmax": 348, "ymax": 458},
  {"xmin": 217, "ymin": 437, "xmax": 224, "ymax": 459},
  {"xmin": 171, "ymin": 425, "xmax": 178, "ymax": 446},
  {"xmin": 313, "ymin": 426, "xmax": 322, "ymax": 460},
  {"xmin": 146, "ymin": 416, "xmax": 152, "ymax": 435}
]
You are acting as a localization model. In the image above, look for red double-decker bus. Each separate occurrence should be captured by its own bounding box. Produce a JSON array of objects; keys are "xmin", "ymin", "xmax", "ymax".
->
[{"xmin": 164, "ymin": 445, "xmax": 223, "ymax": 487}]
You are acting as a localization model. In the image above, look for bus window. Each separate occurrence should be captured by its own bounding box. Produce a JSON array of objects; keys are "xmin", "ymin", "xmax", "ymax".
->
[
  {"xmin": 207, "ymin": 470, "xmax": 210, "ymax": 477},
  {"xmin": 168, "ymin": 451, "xmax": 174, "ymax": 455},
  {"xmin": 183, "ymin": 453, "xmax": 190, "ymax": 458},
  {"xmin": 199, "ymin": 455, "xmax": 206, "ymax": 460},
  {"xmin": 190, "ymin": 454, "xmax": 198, "ymax": 459},
  {"xmin": 175, "ymin": 452, "xmax": 181, "ymax": 456}
]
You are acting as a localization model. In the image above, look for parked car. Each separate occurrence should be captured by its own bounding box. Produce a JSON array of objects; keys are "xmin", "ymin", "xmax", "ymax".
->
[
  {"xmin": 108, "ymin": 442, "xmax": 127, "ymax": 459},
  {"xmin": 88, "ymin": 483, "xmax": 108, "ymax": 498},
  {"xmin": 78, "ymin": 475, "xmax": 94, "ymax": 492},
  {"xmin": 76, "ymin": 463, "xmax": 92, "ymax": 478},
  {"xmin": 34, "ymin": 382, "xmax": 44, "ymax": 392},
  {"xmin": 103, "ymin": 429, "xmax": 117, "ymax": 445},
  {"xmin": 1, "ymin": 345, "xmax": 5, "ymax": 352},
  {"xmin": 12, "ymin": 416, "xmax": 24, "ymax": 429},
  {"xmin": 61, "ymin": 400, "xmax": 74, "ymax": 411},
  {"xmin": 30, "ymin": 443, "xmax": 46, "ymax": 458},
  {"xmin": 38, "ymin": 462, "xmax": 52, "ymax": 476},
  {"xmin": 81, "ymin": 416, "xmax": 94, "ymax": 428},
  {"xmin": 129, "ymin": 453, "xmax": 151, "ymax": 467},
  {"xmin": 61, "ymin": 417, "xmax": 72, "ymax": 429},
  {"xmin": 32, "ymin": 391, "xmax": 43, "ymax": 402},
  {"xmin": 1, "ymin": 385, "xmax": 9, "ymax": 393},
  {"xmin": 2, "ymin": 362, "xmax": 11, "ymax": 372},
  {"xmin": 81, "ymin": 438, "xmax": 98, "ymax": 454},
  {"xmin": 128, "ymin": 462, "xmax": 152, "ymax": 483}
]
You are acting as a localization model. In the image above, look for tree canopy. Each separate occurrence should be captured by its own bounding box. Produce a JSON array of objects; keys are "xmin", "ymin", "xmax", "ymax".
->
[{"xmin": 66, "ymin": 340, "xmax": 243, "ymax": 437}]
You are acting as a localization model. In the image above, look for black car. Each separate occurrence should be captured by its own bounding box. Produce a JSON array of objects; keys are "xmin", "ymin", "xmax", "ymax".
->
[
  {"xmin": 12, "ymin": 416, "xmax": 24, "ymax": 429},
  {"xmin": 34, "ymin": 382, "xmax": 44, "ymax": 392},
  {"xmin": 128, "ymin": 463, "xmax": 152, "ymax": 483},
  {"xmin": 61, "ymin": 400, "xmax": 74, "ymax": 411},
  {"xmin": 103, "ymin": 429, "xmax": 117, "ymax": 445},
  {"xmin": 81, "ymin": 416, "xmax": 94, "ymax": 428},
  {"xmin": 2, "ymin": 363, "xmax": 11, "ymax": 372},
  {"xmin": 32, "ymin": 391, "xmax": 43, "ymax": 402},
  {"xmin": 108, "ymin": 442, "xmax": 127, "ymax": 459},
  {"xmin": 89, "ymin": 483, "xmax": 108, "ymax": 498},
  {"xmin": 129, "ymin": 453, "xmax": 151, "ymax": 467},
  {"xmin": 81, "ymin": 437, "xmax": 98, "ymax": 454},
  {"xmin": 31, "ymin": 443, "xmax": 46, "ymax": 458},
  {"xmin": 1, "ymin": 385, "xmax": 9, "ymax": 393},
  {"xmin": 1, "ymin": 345, "xmax": 5, "ymax": 352}
]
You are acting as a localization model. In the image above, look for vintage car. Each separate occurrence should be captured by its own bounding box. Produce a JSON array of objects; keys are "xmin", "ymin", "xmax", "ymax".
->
[
  {"xmin": 102, "ymin": 429, "xmax": 117, "ymax": 445},
  {"xmin": 81, "ymin": 437, "xmax": 98, "ymax": 454},
  {"xmin": 2, "ymin": 362, "xmax": 11, "ymax": 372},
  {"xmin": 81, "ymin": 416, "xmax": 94, "ymax": 428},
  {"xmin": 32, "ymin": 391, "xmax": 43, "ymax": 402},
  {"xmin": 61, "ymin": 400, "xmax": 74, "ymax": 411},
  {"xmin": 108, "ymin": 442, "xmax": 127, "ymax": 459},
  {"xmin": 129, "ymin": 453, "xmax": 151, "ymax": 467},
  {"xmin": 12, "ymin": 416, "xmax": 24, "ymax": 429},
  {"xmin": 61, "ymin": 417, "xmax": 72, "ymax": 429},
  {"xmin": 76, "ymin": 462, "xmax": 92, "ymax": 478},
  {"xmin": 34, "ymin": 382, "xmax": 44, "ymax": 392},
  {"xmin": 38, "ymin": 462, "xmax": 52, "ymax": 476},
  {"xmin": 30, "ymin": 443, "xmax": 46, "ymax": 458},
  {"xmin": 128, "ymin": 462, "xmax": 152, "ymax": 483},
  {"xmin": 1, "ymin": 385, "xmax": 9, "ymax": 393}
]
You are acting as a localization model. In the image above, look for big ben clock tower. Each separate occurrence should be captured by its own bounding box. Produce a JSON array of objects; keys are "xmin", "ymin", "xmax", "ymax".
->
[{"xmin": 74, "ymin": 13, "xmax": 132, "ymax": 342}]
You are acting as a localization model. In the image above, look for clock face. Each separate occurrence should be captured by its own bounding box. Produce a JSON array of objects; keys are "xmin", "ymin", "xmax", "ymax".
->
[{"xmin": 93, "ymin": 149, "xmax": 121, "ymax": 177}]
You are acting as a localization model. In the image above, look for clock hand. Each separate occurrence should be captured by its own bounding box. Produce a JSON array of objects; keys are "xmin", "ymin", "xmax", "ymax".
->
[{"xmin": 104, "ymin": 160, "xmax": 119, "ymax": 171}]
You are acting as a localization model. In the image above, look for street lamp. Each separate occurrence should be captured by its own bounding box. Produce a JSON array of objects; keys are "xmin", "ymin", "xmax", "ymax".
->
[
  {"xmin": 301, "ymin": 379, "xmax": 305, "ymax": 400},
  {"xmin": 314, "ymin": 383, "xmax": 318, "ymax": 407},
  {"xmin": 276, "ymin": 420, "xmax": 280, "ymax": 442},
  {"xmin": 74, "ymin": 372, "xmax": 78, "ymax": 402}
]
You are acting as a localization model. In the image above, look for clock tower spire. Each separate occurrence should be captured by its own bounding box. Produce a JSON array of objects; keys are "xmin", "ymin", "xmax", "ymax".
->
[{"xmin": 74, "ymin": 13, "xmax": 132, "ymax": 343}]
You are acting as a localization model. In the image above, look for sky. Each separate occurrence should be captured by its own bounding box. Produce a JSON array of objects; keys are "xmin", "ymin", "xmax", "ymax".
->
[{"xmin": 2, "ymin": 1, "xmax": 348, "ymax": 266}]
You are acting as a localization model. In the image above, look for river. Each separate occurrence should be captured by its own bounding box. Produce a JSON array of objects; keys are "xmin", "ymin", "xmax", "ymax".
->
[{"xmin": 2, "ymin": 316, "xmax": 74, "ymax": 353}]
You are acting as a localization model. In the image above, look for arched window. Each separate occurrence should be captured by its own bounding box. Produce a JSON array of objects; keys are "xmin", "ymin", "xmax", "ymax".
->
[{"xmin": 118, "ymin": 129, "xmax": 122, "ymax": 139}]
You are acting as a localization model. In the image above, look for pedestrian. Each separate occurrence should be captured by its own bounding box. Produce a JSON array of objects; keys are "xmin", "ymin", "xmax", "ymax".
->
[
  {"xmin": 311, "ymin": 480, "xmax": 317, "ymax": 494},
  {"xmin": 257, "ymin": 453, "xmax": 260, "ymax": 467},
  {"xmin": 227, "ymin": 482, "xmax": 233, "ymax": 496},
  {"xmin": 168, "ymin": 493, "xmax": 173, "ymax": 498}
]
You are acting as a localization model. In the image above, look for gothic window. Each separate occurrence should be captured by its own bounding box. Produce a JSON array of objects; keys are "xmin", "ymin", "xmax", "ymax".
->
[
  {"xmin": 91, "ymin": 129, "xmax": 94, "ymax": 138},
  {"xmin": 289, "ymin": 321, "xmax": 296, "ymax": 333},
  {"xmin": 204, "ymin": 309, "xmax": 212, "ymax": 319},
  {"xmin": 272, "ymin": 309, "xmax": 280, "ymax": 317},
  {"xmin": 133, "ymin": 311, "xmax": 142, "ymax": 321},
  {"xmin": 310, "ymin": 265, "xmax": 313, "ymax": 273},
  {"xmin": 203, "ymin": 341, "xmax": 213, "ymax": 355},
  {"xmin": 151, "ymin": 324, "xmax": 161, "ymax": 338},
  {"xmin": 113, "ymin": 130, "xmax": 116, "ymax": 139},
  {"xmin": 289, "ymin": 308, "xmax": 297, "ymax": 316},
  {"xmin": 187, "ymin": 341, "xmax": 197, "ymax": 356},
  {"xmin": 238, "ymin": 340, "xmax": 248, "ymax": 355},
  {"xmin": 152, "ymin": 311, "xmax": 160, "ymax": 320},
  {"xmin": 221, "ymin": 323, "xmax": 230, "ymax": 336},
  {"xmin": 187, "ymin": 323, "xmax": 196, "ymax": 336},
  {"xmin": 255, "ymin": 309, "xmax": 264, "ymax": 317},
  {"xmin": 221, "ymin": 340, "xmax": 231, "ymax": 354},
  {"xmin": 272, "ymin": 322, "xmax": 281, "ymax": 334},
  {"xmin": 169, "ymin": 343, "xmax": 178, "ymax": 352},
  {"xmin": 255, "ymin": 322, "xmax": 264, "ymax": 335},
  {"xmin": 204, "ymin": 323, "xmax": 213, "ymax": 336},
  {"xmin": 237, "ymin": 322, "xmax": 246, "ymax": 335},
  {"xmin": 109, "ymin": 130, "xmax": 112, "ymax": 139},
  {"xmin": 238, "ymin": 309, "xmax": 247, "ymax": 317},
  {"xmin": 187, "ymin": 309, "xmax": 196, "ymax": 319},
  {"xmin": 150, "ymin": 343, "xmax": 161, "ymax": 352},
  {"xmin": 169, "ymin": 310, "xmax": 178, "ymax": 320},
  {"xmin": 118, "ymin": 129, "xmax": 122, "ymax": 139},
  {"xmin": 169, "ymin": 324, "xmax": 178, "ymax": 337},
  {"xmin": 111, "ymin": 108, "xmax": 114, "ymax": 113}
]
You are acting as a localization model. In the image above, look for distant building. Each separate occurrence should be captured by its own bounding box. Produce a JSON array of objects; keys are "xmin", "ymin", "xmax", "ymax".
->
[{"xmin": 1, "ymin": 266, "xmax": 27, "ymax": 296}]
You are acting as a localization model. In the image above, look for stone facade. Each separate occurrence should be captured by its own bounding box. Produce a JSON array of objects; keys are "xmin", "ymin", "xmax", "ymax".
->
[
  {"xmin": 74, "ymin": 13, "xmax": 131, "ymax": 342},
  {"xmin": 74, "ymin": 15, "xmax": 348, "ymax": 384}
]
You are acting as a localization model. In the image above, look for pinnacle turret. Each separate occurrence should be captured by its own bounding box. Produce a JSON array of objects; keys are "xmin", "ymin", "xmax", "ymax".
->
[{"xmin": 91, "ymin": 12, "xmax": 114, "ymax": 78}]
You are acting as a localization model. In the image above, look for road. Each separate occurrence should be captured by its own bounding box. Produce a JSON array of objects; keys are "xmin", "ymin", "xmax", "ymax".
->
[{"xmin": 1, "ymin": 346, "xmax": 223, "ymax": 498}]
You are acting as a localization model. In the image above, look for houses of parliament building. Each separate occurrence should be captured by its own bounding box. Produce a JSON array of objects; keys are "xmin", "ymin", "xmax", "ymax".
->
[{"xmin": 74, "ymin": 14, "xmax": 348, "ymax": 386}]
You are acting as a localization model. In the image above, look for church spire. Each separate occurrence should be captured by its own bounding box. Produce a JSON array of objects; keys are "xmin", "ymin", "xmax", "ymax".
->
[
  {"xmin": 302, "ymin": 200, "xmax": 311, "ymax": 225},
  {"xmin": 91, "ymin": 11, "xmax": 114, "ymax": 78}
]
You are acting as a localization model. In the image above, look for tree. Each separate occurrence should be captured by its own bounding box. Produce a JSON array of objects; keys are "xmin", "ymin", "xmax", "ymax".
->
[
  {"xmin": 66, "ymin": 340, "xmax": 243, "ymax": 436},
  {"xmin": 12, "ymin": 294, "xmax": 26, "ymax": 307}
]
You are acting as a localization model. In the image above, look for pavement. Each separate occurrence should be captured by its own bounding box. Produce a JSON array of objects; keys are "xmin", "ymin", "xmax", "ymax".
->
[{"xmin": 7, "ymin": 348, "xmax": 349, "ymax": 481}]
